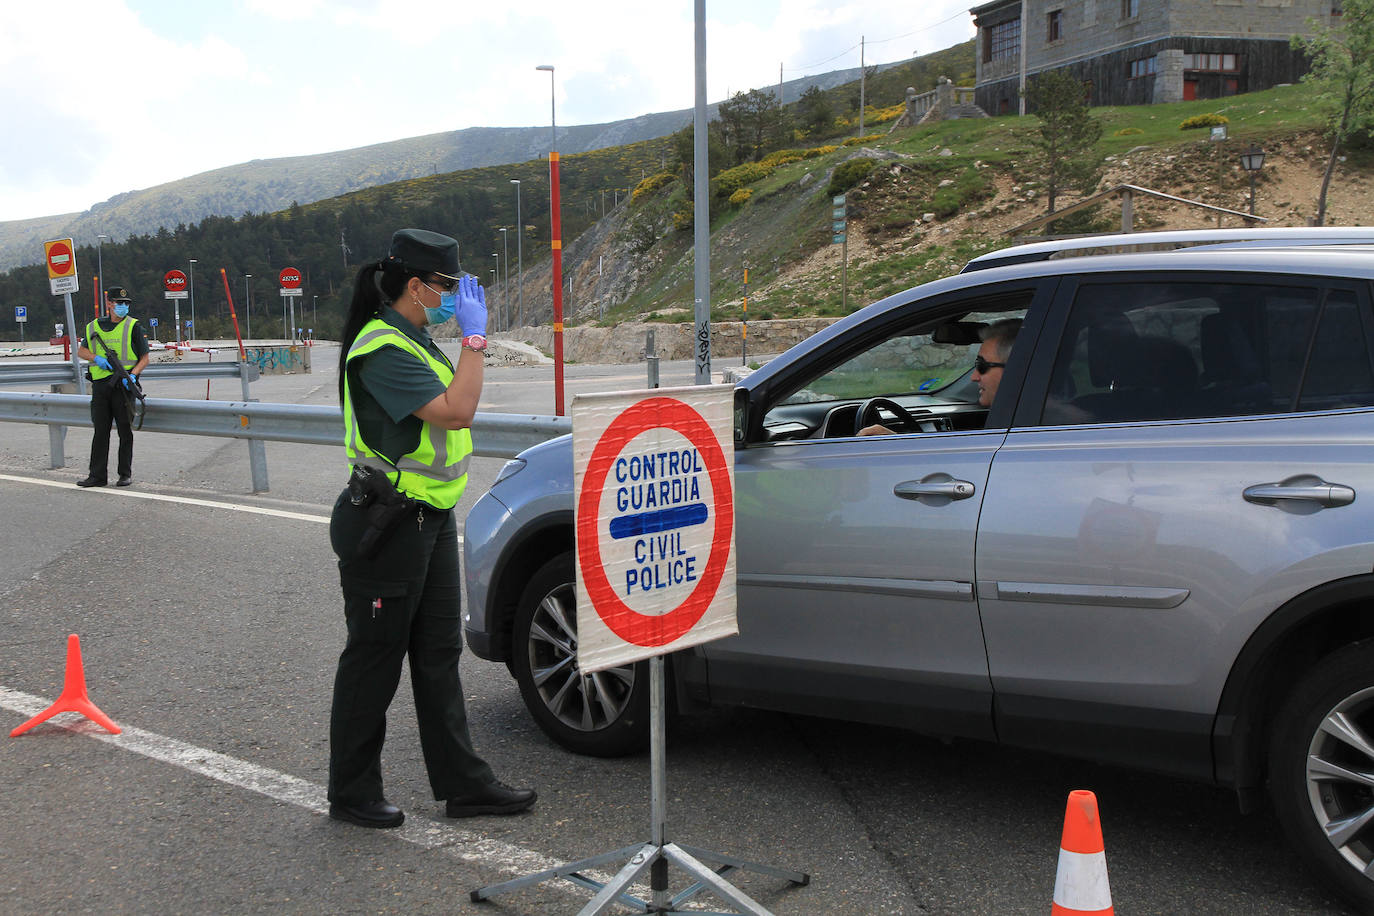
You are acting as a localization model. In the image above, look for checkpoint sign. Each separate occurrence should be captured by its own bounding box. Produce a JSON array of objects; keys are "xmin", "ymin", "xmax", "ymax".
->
[
  {"xmin": 574, "ymin": 384, "xmax": 738, "ymax": 674},
  {"xmin": 44, "ymin": 238, "xmax": 79, "ymax": 296}
]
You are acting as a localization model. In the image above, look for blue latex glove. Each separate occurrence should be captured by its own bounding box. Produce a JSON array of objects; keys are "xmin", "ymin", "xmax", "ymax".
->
[
  {"xmin": 457, "ymin": 274, "xmax": 488, "ymax": 338},
  {"xmin": 121, "ymin": 376, "xmax": 131, "ymax": 390},
  {"xmin": 93, "ymin": 355, "xmax": 112, "ymax": 371}
]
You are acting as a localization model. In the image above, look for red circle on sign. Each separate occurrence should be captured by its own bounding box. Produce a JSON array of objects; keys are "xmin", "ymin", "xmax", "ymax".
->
[
  {"xmin": 576, "ymin": 397, "xmax": 733, "ymax": 648},
  {"xmin": 164, "ymin": 270, "xmax": 187, "ymax": 291},
  {"xmin": 47, "ymin": 241, "xmax": 73, "ymax": 276},
  {"xmin": 279, "ymin": 267, "xmax": 302, "ymax": 289}
]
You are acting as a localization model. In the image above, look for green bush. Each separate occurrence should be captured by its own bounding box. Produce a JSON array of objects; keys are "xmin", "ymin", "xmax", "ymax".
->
[
  {"xmin": 632, "ymin": 171, "xmax": 675, "ymax": 203},
  {"xmin": 712, "ymin": 161, "xmax": 771, "ymax": 199},
  {"xmin": 927, "ymin": 166, "xmax": 993, "ymax": 219},
  {"xmin": 1179, "ymin": 113, "xmax": 1229, "ymax": 130},
  {"xmin": 826, "ymin": 157, "xmax": 877, "ymax": 196},
  {"xmin": 728, "ymin": 187, "xmax": 753, "ymax": 206},
  {"xmin": 841, "ymin": 134, "xmax": 885, "ymax": 147}
]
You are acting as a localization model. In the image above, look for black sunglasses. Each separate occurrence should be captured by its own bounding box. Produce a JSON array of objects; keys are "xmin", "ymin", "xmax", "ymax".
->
[
  {"xmin": 427, "ymin": 276, "xmax": 460, "ymax": 292},
  {"xmin": 973, "ymin": 356, "xmax": 1007, "ymax": 374}
]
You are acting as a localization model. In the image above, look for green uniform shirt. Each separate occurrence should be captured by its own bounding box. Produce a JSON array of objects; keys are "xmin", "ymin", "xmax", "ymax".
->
[{"xmin": 346, "ymin": 306, "xmax": 449, "ymax": 466}]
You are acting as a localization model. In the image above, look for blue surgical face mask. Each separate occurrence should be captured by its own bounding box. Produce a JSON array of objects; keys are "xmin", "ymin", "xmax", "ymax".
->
[
  {"xmin": 421, "ymin": 282, "xmax": 456, "ymax": 326},
  {"xmin": 112, "ymin": 303, "xmax": 129, "ymax": 319}
]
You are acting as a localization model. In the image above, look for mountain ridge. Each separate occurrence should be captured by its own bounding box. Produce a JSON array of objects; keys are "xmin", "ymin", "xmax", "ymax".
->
[{"xmin": 0, "ymin": 61, "xmax": 898, "ymax": 271}]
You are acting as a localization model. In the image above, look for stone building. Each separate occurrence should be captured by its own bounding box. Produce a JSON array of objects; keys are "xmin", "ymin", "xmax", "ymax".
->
[{"xmin": 970, "ymin": 0, "xmax": 1337, "ymax": 114}]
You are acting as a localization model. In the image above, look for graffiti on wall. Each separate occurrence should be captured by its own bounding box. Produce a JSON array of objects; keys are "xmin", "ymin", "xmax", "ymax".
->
[{"xmin": 245, "ymin": 345, "xmax": 311, "ymax": 375}]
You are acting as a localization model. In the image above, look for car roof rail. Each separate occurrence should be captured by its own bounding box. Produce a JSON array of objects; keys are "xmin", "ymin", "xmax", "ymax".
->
[{"xmin": 960, "ymin": 227, "xmax": 1374, "ymax": 272}]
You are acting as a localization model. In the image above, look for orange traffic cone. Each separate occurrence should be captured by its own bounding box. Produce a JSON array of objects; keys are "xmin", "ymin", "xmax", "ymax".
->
[
  {"xmin": 10, "ymin": 634, "xmax": 121, "ymax": 737},
  {"xmin": 1051, "ymin": 789, "xmax": 1112, "ymax": 915}
]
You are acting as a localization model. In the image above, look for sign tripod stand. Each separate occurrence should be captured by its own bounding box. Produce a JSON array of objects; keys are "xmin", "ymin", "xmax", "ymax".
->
[
  {"xmin": 472, "ymin": 385, "xmax": 808, "ymax": 914},
  {"xmin": 471, "ymin": 657, "xmax": 809, "ymax": 914}
]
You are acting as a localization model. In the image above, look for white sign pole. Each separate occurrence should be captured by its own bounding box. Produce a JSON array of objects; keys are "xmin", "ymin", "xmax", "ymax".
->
[{"xmin": 62, "ymin": 292, "xmax": 84, "ymax": 396}]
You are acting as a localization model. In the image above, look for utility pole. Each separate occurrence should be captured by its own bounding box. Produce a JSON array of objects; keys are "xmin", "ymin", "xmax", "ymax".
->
[{"xmin": 858, "ymin": 36, "xmax": 866, "ymax": 137}]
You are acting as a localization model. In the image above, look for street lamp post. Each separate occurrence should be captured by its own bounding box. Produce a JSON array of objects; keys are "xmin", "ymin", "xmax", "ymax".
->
[
  {"xmin": 188, "ymin": 258, "xmax": 197, "ymax": 342},
  {"xmin": 312, "ymin": 295, "xmax": 318, "ymax": 335},
  {"xmin": 536, "ymin": 63, "xmax": 566, "ymax": 416},
  {"xmin": 510, "ymin": 179, "xmax": 523, "ymax": 327},
  {"xmin": 244, "ymin": 274, "xmax": 252, "ymax": 340},
  {"xmin": 491, "ymin": 251, "xmax": 501, "ymax": 332},
  {"xmin": 1240, "ymin": 145, "xmax": 1265, "ymax": 217},
  {"xmin": 498, "ymin": 226, "xmax": 510, "ymax": 332}
]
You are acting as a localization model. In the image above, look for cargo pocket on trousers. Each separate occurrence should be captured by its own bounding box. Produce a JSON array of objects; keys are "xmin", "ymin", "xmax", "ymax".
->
[{"xmin": 339, "ymin": 571, "xmax": 414, "ymax": 646}]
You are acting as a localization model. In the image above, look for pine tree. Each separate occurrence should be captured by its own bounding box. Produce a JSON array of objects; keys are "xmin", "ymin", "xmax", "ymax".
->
[{"xmin": 1024, "ymin": 70, "xmax": 1103, "ymax": 215}]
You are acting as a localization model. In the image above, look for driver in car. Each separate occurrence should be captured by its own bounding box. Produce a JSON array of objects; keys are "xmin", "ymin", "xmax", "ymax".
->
[{"xmin": 858, "ymin": 318, "xmax": 1022, "ymax": 435}]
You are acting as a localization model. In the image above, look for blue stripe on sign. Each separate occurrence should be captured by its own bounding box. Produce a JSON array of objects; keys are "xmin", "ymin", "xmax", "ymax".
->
[{"xmin": 609, "ymin": 503, "xmax": 709, "ymax": 540}]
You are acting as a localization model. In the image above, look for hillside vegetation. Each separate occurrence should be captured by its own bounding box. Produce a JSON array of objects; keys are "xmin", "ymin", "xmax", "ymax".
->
[{"xmin": 8, "ymin": 48, "xmax": 1368, "ymax": 349}]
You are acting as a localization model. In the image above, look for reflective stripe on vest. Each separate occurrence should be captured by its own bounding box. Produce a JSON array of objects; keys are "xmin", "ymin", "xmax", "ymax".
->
[
  {"xmin": 86, "ymin": 318, "xmax": 138, "ymax": 381},
  {"xmin": 343, "ymin": 319, "xmax": 472, "ymax": 509}
]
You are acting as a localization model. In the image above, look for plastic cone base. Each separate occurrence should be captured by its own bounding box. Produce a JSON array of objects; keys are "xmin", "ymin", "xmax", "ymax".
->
[{"xmin": 10, "ymin": 634, "xmax": 121, "ymax": 737}]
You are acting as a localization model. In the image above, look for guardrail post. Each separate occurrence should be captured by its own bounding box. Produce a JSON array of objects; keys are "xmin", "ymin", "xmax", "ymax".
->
[
  {"xmin": 240, "ymin": 363, "xmax": 269, "ymax": 493},
  {"xmin": 48, "ymin": 382, "xmax": 74, "ymax": 469},
  {"xmin": 645, "ymin": 330, "xmax": 660, "ymax": 389}
]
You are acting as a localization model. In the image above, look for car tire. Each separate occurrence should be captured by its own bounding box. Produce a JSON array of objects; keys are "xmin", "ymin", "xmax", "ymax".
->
[
  {"xmin": 511, "ymin": 551, "xmax": 649, "ymax": 757},
  {"xmin": 1268, "ymin": 639, "xmax": 1374, "ymax": 910}
]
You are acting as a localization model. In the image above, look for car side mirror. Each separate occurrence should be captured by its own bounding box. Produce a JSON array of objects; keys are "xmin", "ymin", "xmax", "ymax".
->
[{"xmin": 932, "ymin": 321, "xmax": 987, "ymax": 345}]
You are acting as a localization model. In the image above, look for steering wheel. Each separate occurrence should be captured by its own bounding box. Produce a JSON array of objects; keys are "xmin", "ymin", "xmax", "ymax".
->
[{"xmin": 854, "ymin": 397, "xmax": 922, "ymax": 436}]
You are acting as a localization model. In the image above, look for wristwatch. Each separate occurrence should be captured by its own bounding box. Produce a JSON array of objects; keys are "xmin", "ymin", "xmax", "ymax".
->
[{"xmin": 462, "ymin": 334, "xmax": 488, "ymax": 352}]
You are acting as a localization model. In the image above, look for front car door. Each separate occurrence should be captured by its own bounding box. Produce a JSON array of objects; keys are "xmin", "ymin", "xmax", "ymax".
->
[{"xmin": 701, "ymin": 281, "xmax": 1052, "ymax": 740}]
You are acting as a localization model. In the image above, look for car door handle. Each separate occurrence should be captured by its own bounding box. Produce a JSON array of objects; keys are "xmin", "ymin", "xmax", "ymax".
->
[
  {"xmin": 895, "ymin": 477, "xmax": 976, "ymax": 501},
  {"xmin": 1243, "ymin": 477, "xmax": 1356, "ymax": 508}
]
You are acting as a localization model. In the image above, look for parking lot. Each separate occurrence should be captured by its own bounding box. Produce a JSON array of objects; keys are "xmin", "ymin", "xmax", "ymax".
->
[{"xmin": 0, "ymin": 344, "xmax": 1354, "ymax": 914}]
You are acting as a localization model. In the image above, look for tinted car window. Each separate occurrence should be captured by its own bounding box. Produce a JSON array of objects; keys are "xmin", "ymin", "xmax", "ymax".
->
[{"xmin": 1041, "ymin": 279, "xmax": 1374, "ymax": 424}]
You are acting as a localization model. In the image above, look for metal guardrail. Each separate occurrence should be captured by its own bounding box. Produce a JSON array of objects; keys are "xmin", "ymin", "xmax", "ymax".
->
[
  {"xmin": 0, "ymin": 360, "xmax": 260, "ymax": 387},
  {"xmin": 0, "ymin": 390, "xmax": 570, "ymax": 492}
]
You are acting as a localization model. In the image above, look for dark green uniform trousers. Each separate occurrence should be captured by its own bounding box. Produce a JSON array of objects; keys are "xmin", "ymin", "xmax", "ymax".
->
[{"xmin": 327, "ymin": 489, "xmax": 494, "ymax": 805}]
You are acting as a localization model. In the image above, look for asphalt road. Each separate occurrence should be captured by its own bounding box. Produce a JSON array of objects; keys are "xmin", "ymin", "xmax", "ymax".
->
[{"xmin": 0, "ymin": 343, "xmax": 1357, "ymax": 914}]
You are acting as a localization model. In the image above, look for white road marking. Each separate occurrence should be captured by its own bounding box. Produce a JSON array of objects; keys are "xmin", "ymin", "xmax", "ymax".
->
[
  {"xmin": 0, "ymin": 472, "xmax": 331, "ymax": 524},
  {"xmin": 0, "ymin": 686, "xmax": 570, "ymax": 882}
]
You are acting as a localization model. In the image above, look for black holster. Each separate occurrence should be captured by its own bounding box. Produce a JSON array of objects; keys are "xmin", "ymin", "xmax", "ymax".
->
[{"xmin": 347, "ymin": 465, "xmax": 415, "ymax": 560}]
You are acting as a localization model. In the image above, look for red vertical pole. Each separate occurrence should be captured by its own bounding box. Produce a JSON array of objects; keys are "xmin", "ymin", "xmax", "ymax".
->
[
  {"xmin": 219, "ymin": 268, "xmax": 248, "ymax": 362},
  {"xmin": 550, "ymin": 151, "xmax": 566, "ymax": 416}
]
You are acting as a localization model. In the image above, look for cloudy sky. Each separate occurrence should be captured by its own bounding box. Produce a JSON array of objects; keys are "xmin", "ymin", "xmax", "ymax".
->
[{"xmin": 0, "ymin": 1, "xmax": 976, "ymax": 225}]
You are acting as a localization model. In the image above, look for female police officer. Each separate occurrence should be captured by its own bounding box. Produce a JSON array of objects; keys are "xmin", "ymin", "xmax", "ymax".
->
[{"xmin": 328, "ymin": 228, "xmax": 535, "ymax": 829}]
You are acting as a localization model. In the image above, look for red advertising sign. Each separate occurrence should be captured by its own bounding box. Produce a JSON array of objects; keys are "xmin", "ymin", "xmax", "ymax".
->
[
  {"xmin": 164, "ymin": 269, "xmax": 188, "ymax": 292},
  {"xmin": 278, "ymin": 267, "xmax": 302, "ymax": 289}
]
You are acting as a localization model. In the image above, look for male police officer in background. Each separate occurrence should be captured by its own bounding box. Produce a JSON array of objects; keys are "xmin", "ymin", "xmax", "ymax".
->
[{"xmin": 76, "ymin": 287, "xmax": 150, "ymax": 488}]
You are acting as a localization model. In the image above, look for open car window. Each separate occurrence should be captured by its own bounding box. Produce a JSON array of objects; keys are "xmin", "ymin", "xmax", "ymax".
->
[{"xmin": 758, "ymin": 302, "xmax": 1031, "ymax": 441}]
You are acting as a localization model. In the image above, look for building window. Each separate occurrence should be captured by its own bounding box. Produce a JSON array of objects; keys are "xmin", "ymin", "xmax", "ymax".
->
[
  {"xmin": 1183, "ymin": 52, "xmax": 1239, "ymax": 71},
  {"xmin": 986, "ymin": 18, "xmax": 1021, "ymax": 62},
  {"xmin": 1129, "ymin": 56, "xmax": 1158, "ymax": 79},
  {"xmin": 1122, "ymin": 0, "xmax": 1139, "ymax": 17},
  {"xmin": 1048, "ymin": 9, "xmax": 1063, "ymax": 41}
]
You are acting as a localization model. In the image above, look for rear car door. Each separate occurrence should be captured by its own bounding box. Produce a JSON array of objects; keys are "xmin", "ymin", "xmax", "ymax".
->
[{"xmin": 975, "ymin": 272, "xmax": 1374, "ymax": 780}]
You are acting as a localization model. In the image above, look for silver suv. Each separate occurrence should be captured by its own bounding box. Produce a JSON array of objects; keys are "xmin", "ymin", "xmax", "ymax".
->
[{"xmin": 464, "ymin": 229, "xmax": 1374, "ymax": 907}]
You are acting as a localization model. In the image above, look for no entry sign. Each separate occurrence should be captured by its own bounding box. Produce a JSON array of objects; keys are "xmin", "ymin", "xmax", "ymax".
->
[
  {"xmin": 44, "ymin": 238, "xmax": 79, "ymax": 295},
  {"xmin": 164, "ymin": 269, "xmax": 188, "ymax": 299},
  {"xmin": 574, "ymin": 384, "xmax": 738, "ymax": 674}
]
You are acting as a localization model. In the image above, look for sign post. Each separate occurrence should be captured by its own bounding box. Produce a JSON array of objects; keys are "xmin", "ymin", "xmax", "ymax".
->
[
  {"xmin": 15, "ymin": 306, "xmax": 26, "ymax": 344},
  {"xmin": 279, "ymin": 267, "xmax": 302, "ymax": 343},
  {"xmin": 164, "ymin": 269, "xmax": 188, "ymax": 344},
  {"xmin": 473, "ymin": 384, "xmax": 808, "ymax": 915},
  {"xmin": 44, "ymin": 238, "xmax": 84, "ymax": 395}
]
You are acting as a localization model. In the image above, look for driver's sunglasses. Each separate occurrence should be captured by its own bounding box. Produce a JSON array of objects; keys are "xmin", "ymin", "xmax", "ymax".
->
[
  {"xmin": 973, "ymin": 356, "xmax": 1006, "ymax": 374},
  {"xmin": 427, "ymin": 276, "xmax": 460, "ymax": 292}
]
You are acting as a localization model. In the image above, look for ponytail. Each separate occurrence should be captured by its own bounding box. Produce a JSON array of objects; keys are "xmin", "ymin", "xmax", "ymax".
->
[{"xmin": 336, "ymin": 259, "xmax": 424, "ymax": 404}]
